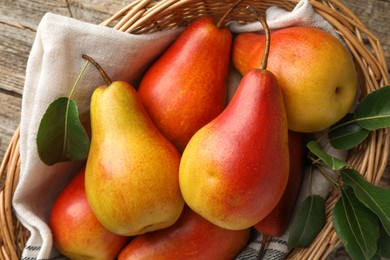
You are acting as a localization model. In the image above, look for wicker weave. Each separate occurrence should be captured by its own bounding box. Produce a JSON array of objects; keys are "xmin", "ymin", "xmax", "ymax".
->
[{"xmin": 1, "ymin": 0, "xmax": 389, "ymax": 259}]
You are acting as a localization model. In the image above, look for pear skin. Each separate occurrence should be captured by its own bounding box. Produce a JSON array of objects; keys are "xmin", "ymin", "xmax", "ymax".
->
[
  {"xmin": 117, "ymin": 206, "xmax": 250, "ymax": 260},
  {"xmin": 85, "ymin": 81, "xmax": 184, "ymax": 236},
  {"xmin": 254, "ymin": 131, "xmax": 306, "ymax": 237},
  {"xmin": 138, "ymin": 17, "xmax": 231, "ymax": 153},
  {"xmin": 179, "ymin": 68, "xmax": 289, "ymax": 230},
  {"xmin": 232, "ymin": 27, "xmax": 357, "ymax": 133},
  {"xmin": 50, "ymin": 167, "xmax": 129, "ymax": 259}
]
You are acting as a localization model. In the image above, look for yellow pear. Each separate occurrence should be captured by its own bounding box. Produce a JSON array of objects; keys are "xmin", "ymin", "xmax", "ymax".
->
[
  {"xmin": 233, "ymin": 26, "xmax": 358, "ymax": 133},
  {"xmin": 85, "ymin": 80, "xmax": 184, "ymax": 236}
]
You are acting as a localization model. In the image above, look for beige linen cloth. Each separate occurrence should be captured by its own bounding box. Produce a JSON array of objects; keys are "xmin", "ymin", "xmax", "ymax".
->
[{"xmin": 14, "ymin": 0, "xmax": 348, "ymax": 259}]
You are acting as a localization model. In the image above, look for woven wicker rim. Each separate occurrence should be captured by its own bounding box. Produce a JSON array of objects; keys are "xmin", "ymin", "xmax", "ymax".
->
[{"xmin": 1, "ymin": 0, "xmax": 389, "ymax": 259}]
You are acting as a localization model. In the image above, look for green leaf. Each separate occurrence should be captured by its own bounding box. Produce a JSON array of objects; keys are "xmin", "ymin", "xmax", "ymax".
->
[
  {"xmin": 377, "ymin": 223, "xmax": 390, "ymax": 258},
  {"xmin": 37, "ymin": 97, "xmax": 90, "ymax": 166},
  {"xmin": 354, "ymin": 85, "xmax": 390, "ymax": 130},
  {"xmin": 370, "ymin": 254, "xmax": 382, "ymax": 260},
  {"xmin": 306, "ymin": 140, "xmax": 347, "ymax": 170},
  {"xmin": 328, "ymin": 113, "xmax": 370, "ymax": 150},
  {"xmin": 341, "ymin": 169, "xmax": 390, "ymax": 236},
  {"xmin": 288, "ymin": 195, "xmax": 326, "ymax": 249},
  {"xmin": 332, "ymin": 185, "xmax": 380, "ymax": 260}
]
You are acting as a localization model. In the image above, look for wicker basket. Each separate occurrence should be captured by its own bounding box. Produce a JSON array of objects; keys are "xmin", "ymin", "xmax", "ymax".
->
[{"xmin": 1, "ymin": 0, "xmax": 389, "ymax": 259}]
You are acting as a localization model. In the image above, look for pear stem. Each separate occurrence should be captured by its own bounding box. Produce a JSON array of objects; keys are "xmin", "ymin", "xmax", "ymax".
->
[
  {"xmin": 246, "ymin": 6, "xmax": 270, "ymax": 70},
  {"xmin": 82, "ymin": 54, "xmax": 112, "ymax": 85},
  {"xmin": 216, "ymin": 0, "xmax": 244, "ymax": 28}
]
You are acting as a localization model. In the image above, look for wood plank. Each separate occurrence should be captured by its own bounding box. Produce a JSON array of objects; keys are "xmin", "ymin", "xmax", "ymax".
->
[
  {"xmin": 0, "ymin": 0, "xmax": 70, "ymax": 30},
  {"xmin": 0, "ymin": 94, "xmax": 21, "ymax": 158},
  {"xmin": 0, "ymin": 22, "xmax": 30, "ymax": 159},
  {"xmin": 0, "ymin": 23, "xmax": 33, "ymax": 95},
  {"xmin": 68, "ymin": 0, "xmax": 132, "ymax": 24}
]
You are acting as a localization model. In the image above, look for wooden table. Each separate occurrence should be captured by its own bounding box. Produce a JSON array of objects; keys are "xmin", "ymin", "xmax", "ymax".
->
[{"xmin": 0, "ymin": 0, "xmax": 389, "ymax": 258}]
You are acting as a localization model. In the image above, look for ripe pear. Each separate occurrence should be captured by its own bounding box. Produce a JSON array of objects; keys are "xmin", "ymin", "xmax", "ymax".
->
[
  {"xmin": 232, "ymin": 26, "xmax": 358, "ymax": 133},
  {"xmin": 117, "ymin": 206, "xmax": 250, "ymax": 260},
  {"xmin": 85, "ymin": 80, "xmax": 184, "ymax": 236},
  {"xmin": 254, "ymin": 131, "xmax": 306, "ymax": 237},
  {"xmin": 49, "ymin": 167, "xmax": 129, "ymax": 259},
  {"xmin": 179, "ymin": 14, "xmax": 289, "ymax": 230},
  {"xmin": 138, "ymin": 16, "xmax": 232, "ymax": 153}
]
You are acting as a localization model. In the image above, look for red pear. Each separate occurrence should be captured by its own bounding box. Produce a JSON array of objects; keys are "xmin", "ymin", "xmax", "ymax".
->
[
  {"xmin": 254, "ymin": 130, "xmax": 306, "ymax": 237},
  {"xmin": 117, "ymin": 206, "xmax": 250, "ymax": 260},
  {"xmin": 49, "ymin": 167, "xmax": 129, "ymax": 259},
  {"xmin": 138, "ymin": 5, "xmax": 238, "ymax": 152},
  {"xmin": 179, "ymin": 10, "xmax": 289, "ymax": 230}
]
